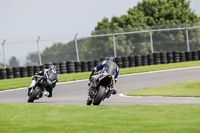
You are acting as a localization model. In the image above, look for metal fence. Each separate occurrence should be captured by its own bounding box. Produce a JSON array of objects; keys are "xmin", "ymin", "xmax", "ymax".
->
[{"xmin": 1, "ymin": 24, "xmax": 200, "ymax": 68}]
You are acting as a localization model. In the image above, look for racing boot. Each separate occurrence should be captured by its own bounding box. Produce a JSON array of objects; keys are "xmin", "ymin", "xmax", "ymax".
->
[
  {"xmin": 112, "ymin": 89, "xmax": 117, "ymax": 95},
  {"xmin": 112, "ymin": 84, "xmax": 117, "ymax": 95}
]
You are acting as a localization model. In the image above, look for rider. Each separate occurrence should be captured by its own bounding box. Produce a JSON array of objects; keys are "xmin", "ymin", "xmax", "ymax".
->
[
  {"xmin": 89, "ymin": 56, "xmax": 119, "ymax": 95},
  {"xmin": 28, "ymin": 65, "xmax": 59, "ymax": 98}
]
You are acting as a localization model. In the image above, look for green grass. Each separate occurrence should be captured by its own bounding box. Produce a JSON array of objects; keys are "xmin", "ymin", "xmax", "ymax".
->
[
  {"xmin": 125, "ymin": 80, "xmax": 200, "ymax": 97},
  {"xmin": 1, "ymin": 61, "xmax": 200, "ymax": 91},
  {"xmin": 0, "ymin": 104, "xmax": 200, "ymax": 133}
]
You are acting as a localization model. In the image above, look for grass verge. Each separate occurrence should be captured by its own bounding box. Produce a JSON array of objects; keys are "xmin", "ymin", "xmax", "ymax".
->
[
  {"xmin": 0, "ymin": 61, "xmax": 200, "ymax": 91},
  {"xmin": 0, "ymin": 104, "xmax": 200, "ymax": 133},
  {"xmin": 125, "ymin": 80, "xmax": 200, "ymax": 97}
]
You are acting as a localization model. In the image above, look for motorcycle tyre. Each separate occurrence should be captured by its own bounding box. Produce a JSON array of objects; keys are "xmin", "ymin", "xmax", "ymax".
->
[
  {"xmin": 27, "ymin": 86, "xmax": 41, "ymax": 103},
  {"xmin": 93, "ymin": 85, "xmax": 106, "ymax": 105}
]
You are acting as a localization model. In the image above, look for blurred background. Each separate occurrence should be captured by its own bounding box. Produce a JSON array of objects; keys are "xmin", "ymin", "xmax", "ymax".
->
[{"xmin": 0, "ymin": 0, "xmax": 200, "ymax": 68}]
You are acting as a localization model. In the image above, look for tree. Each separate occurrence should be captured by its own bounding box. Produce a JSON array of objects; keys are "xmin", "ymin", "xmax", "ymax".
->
[
  {"xmin": 0, "ymin": 63, "xmax": 3, "ymax": 68},
  {"xmin": 26, "ymin": 41, "xmax": 78, "ymax": 65},
  {"xmin": 90, "ymin": 0, "xmax": 200, "ymax": 55},
  {"xmin": 8, "ymin": 56, "xmax": 19, "ymax": 67},
  {"xmin": 26, "ymin": 0, "xmax": 200, "ymax": 63}
]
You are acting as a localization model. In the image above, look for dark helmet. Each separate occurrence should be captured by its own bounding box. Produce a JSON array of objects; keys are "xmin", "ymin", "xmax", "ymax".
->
[
  {"xmin": 106, "ymin": 56, "xmax": 115, "ymax": 62},
  {"xmin": 49, "ymin": 65, "xmax": 56, "ymax": 73}
]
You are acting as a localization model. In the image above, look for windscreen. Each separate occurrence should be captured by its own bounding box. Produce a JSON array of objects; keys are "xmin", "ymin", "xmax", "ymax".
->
[
  {"xmin": 47, "ymin": 70, "xmax": 58, "ymax": 81},
  {"xmin": 101, "ymin": 61, "xmax": 116, "ymax": 76}
]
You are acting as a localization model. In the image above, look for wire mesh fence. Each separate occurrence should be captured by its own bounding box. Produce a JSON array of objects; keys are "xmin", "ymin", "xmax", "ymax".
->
[{"xmin": 1, "ymin": 23, "xmax": 200, "ymax": 68}]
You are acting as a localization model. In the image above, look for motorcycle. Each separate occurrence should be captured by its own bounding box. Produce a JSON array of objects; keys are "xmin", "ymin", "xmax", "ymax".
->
[
  {"xmin": 87, "ymin": 67, "xmax": 115, "ymax": 105},
  {"xmin": 27, "ymin": 75, "xmax": 49, "ymax": 103}
]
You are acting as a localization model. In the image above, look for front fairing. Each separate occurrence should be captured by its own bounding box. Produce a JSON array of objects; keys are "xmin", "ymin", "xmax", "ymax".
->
[{"xmin": 46, "ymin": 70, "xmax": 58, "ymax": 82}]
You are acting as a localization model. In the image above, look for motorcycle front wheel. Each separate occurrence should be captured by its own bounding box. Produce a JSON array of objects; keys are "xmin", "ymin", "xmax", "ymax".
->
[
  {"xmin": 93, "ymin": 85, "xmax": 106, "ymax": 105},
  {"xmin": 27, "ymin": 86, "xmax": 41, "ymax": 103}
]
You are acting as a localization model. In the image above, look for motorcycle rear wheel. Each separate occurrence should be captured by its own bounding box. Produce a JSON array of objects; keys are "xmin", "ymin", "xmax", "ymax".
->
[
  {"xmin": 93, "ymin": 85, "xmax": 106, "ymax": 105},
  {"xmin": 27, "ymin": 86, "xmax": 41, "ymax": 103}
]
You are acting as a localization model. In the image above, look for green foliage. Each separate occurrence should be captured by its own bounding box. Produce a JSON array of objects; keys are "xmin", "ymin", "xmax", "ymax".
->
[
  {"xmin": 26, "ymin": 41, "xmax": 77, "ymax": 64},
  {"xmin": 26, "ymin": 0, "xmax": 200, "ymax": 62},
  {"xmin": 90, "ymin": 0, "xmax": 200, "ymax": 56},
  {"xmin": 8, "ymin": 56, "xmax": 19, "ymax": 67},
  {"xmin": 0, "ymin": 63, "xmax": 3, "ymax": 68}
]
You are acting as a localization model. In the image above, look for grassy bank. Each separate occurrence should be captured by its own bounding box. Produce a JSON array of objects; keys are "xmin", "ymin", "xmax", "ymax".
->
[
  {"xmin": 0, "ymin": 61, "xmax": 200, "ymax": 91},
  {"xmin": 125, "ymin": 80, "xmax": 200, "ymax": 97},
  {"xmin": 0, "ymin": 104, "xmax": 200, "ymax": 133}
]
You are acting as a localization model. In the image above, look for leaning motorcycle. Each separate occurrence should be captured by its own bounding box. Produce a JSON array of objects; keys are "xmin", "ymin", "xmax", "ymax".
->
[
  {"xmin": 87, "ymin": 67, "xmax": 115, "ymax": 105},
  {"xmin": 27, "ymin": 75, "xmax": 49, "ymax": 103}
]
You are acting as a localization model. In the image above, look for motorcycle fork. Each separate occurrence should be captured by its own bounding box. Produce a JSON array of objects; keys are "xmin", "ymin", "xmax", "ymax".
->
[{"xmin": 105, "ymin": 87, "xmax": 112, "ymax": 98}]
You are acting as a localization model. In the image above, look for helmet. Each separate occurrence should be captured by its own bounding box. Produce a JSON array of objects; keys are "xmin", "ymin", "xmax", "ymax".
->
[
  {"xmin": 106, "ymin": 56, "xmax": 115, "ymax": 62},
  {"xmin": 49, "ymin": 65, "xmax": 56, "ymax": 73}
]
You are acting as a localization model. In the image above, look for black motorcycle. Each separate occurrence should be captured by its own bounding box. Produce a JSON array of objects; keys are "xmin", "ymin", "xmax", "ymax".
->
[
  {"xmin": 27, "ymin": 75, "xmax": 49, "ymax": 103},
  {"xmin": 87, "ymin": 67, "xmax": 115, "ymax": 105}
]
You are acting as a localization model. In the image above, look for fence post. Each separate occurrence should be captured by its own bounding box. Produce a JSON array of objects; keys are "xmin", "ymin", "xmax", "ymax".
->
[
  {"xmin": 185, "ymin": 27, "xmax": 190, "ymax": 52},
  {"xmin": 74, "ymin": 33, "xmax": 80, "ymax": 62},
  {"xmin": 150, "ymin": 28, "xmax": 154, "ymax": 53},
  {"xmin": 112, "ymin": 33, "xmax": 117, "ymax": 57},
  {"xmin": 37, "ymin": 36, "xmax": 42, "ymax": 65},
  {"xmin": 2, "ymin": 39, "xmax": 6, "ymax": 68}
]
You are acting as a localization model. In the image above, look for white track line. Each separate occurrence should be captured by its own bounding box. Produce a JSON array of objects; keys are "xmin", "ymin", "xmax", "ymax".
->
[{"xmin": 1, "ymin": 66, "xmax": 200, "ymax": 93}]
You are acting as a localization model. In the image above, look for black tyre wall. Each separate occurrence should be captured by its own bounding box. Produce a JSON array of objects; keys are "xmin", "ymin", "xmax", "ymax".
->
[
  {"xmin": 6, "ymin": 68, "xmax": 14, "ymax": 79},
  {"xmin": 59, "ymin": 62, "xmax": 67, "ymax": 74},
  {"xmin": 122, "ymin": 56, "xmax": 129, "ymax": 68},
  {"xmin": 67, "ymin": 61, "xmax": 75, "ymax": 73},
  {"xmin": 0, "ymin": 68, "xmax": 7, "ymax": 79}
]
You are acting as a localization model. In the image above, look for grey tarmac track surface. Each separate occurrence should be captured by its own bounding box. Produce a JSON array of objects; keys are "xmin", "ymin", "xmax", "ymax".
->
[{"xmin": 1, "ymin": 67, "xmax": 200, "ymax": 105}]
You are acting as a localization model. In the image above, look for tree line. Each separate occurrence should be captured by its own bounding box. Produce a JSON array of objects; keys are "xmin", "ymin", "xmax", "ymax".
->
[{"xmin": 25, "ymin": 0, "xmax": 200, "ymax": 65}]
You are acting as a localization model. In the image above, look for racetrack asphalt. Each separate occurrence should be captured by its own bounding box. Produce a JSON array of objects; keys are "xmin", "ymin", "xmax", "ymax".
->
[{"xmin": 1, "ymin": 66, "xmax": 200, "ymax": 105}]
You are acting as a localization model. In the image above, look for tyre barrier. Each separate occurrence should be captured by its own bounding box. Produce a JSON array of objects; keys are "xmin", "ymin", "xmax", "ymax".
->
[
  {"xmin": 128, "ymin": 56, "xmax": 135, "ymax": 67},
  {"xmin": 33, "ymin": 66, "xmax": 40, "ymax": 75},
  {"xmin": 27, "ymin": 66, "xmax": 34, "ymax": 77},
  {"xmin": 20, "ymin": 67, "xmax": 28, "ymax": 77},
  {"xmin": 122, "ymin": 56, "xmax": 129, "ymax": 68},
  {"xmin": 0, "ymin": 68, "xmax": 7, "ymax": 79},
  {"xmin": 75, "ymin": 62, "xmax": 82, "ymax": 73},
  {"xmin": 94, "ymin": 59, "xmax": 100, "ymax": 66},
  {"xmin": 198, "ymin": 51, "xmax": 200, "ymax": 60},
  {"xmin": 1, "ymin": 50, "xmax": 200, "ymax": 80},
  {"xmin": 147, "ymin": 54, "xmax": 154, "ymax": 65},
  {"xmin": 67, "ymin": 61, "xmax": 75, "ymax": 73},
  {"xmin": 142, "ymin": 55, "xmax": 148, "ymax": 66},
  {"xmin": 153, "ymin": 53, "xmax": 161, "ymax": 65},
  {"xmin": 185, "ymin": 51, "xmax": 192, "ymax": 61},
  {"xmin": 88, "ymin": 61, "xmax": 94, "ymax": 71},
  {"xmin": 13, "ymin": 67, "xmax": 20, "ymax": 78},
  {"xmin": 167, "ymin": 52, "xmax": 174, "ymax": 63},
  {"xmin": 179, "ymin": 52, "xmax": 186, "ymax": 62},
  {"xmin": 173, "ymin": 52, "xmax": 180, "ymax": 63},
  {"xmin": 6, "ymin": 68, "xmax": 14, "ymax": 79},
  {"xmin": 44, "ymin": 62, "xmax": 52, "ymax": 69},
  {"xmin": 135, "ymin": 55, "xmax": 142, "ymax": 67},
  {"xmin": 81, "ymin": 61, "xmax": 89, "ymax": 72},
  {"xmin": 192, "ymin": 51, "xmax": 198, "ymax": 61},
  {"xmin": 160, "ymin": 52, "xmax": 168, "ymax": 64},
  {"xmin": 59, "ymin": 62, "xmax": 67, "ymax": 74},
  {"xmin": 115, "ymin": 57, "xmax": 122, "ymax": 68}
]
